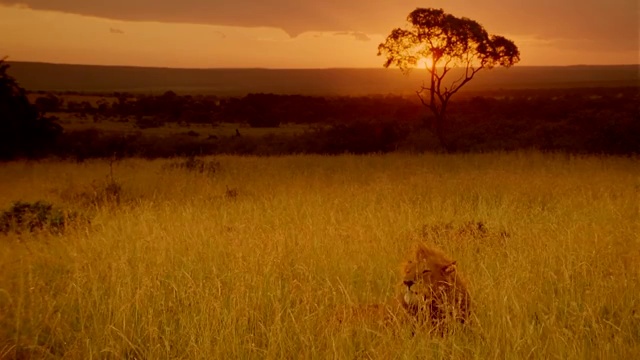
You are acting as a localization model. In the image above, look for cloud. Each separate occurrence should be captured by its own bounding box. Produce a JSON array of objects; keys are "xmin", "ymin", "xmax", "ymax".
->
[
  {"xmin": 334, "ymin": 32, "xmax": 370, "ymax": 42},
  {"xmin": 0, "ymin": 0, "xmax": 637, "ymax": 52},
  {"xmin": 213, "ymin": 31, "xmax": 226, "ymax": 39},
  {"xmin": 449, "ymin": 1, "xmax": 639, "ymax": 53},
  {"xmin": 0, "ymin": 0, "xmax": 408, "ymax": 37}
]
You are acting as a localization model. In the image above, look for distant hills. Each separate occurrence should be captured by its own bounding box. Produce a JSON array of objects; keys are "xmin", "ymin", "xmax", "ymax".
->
[{"xmin": 7, "ymin": 61, "xmax": 639, "ymax": 96}]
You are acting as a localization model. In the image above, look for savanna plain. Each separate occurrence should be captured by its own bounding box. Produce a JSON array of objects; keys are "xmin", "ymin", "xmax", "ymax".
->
[{"xmin": 0, "ymin": 152, "xmax": 638, "ymax": 359}]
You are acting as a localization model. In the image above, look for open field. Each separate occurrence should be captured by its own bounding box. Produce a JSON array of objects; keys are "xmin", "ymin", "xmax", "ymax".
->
[{"xmin": 0, "ymin": 153, "xmax": 638, "ymax": 358}]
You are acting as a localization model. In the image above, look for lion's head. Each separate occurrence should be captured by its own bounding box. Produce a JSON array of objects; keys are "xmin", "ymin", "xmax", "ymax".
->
[{"xmin": 399, "ymin": 244, "xmax": 470, "ymax": 326}]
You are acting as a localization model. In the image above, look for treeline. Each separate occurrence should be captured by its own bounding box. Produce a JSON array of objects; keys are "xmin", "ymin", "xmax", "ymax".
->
[
  {"xmin": 3, "ymin": 51, "xmax": 638, "ymax": 160},
  {"xmin": 443, "ymin": 87, "xmax": 640, "ymax": 154},
  {"xmin": 32, "ymin": 91, "xmax": 423, "ymax": 128},
  {"xmin": 26, "ymin": 86, "xmax": 638, "ymax": 158}
]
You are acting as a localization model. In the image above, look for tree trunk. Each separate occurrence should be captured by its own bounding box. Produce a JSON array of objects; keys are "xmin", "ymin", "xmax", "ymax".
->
[
  {"xmin": 423, "ymin": 111, "xmax": 449, "ymax": 152},
  {"xmin": 434, "ymin": 113, "xmax": 450, "ymax": 152}
]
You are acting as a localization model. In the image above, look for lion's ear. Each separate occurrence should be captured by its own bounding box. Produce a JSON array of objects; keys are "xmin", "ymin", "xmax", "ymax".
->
[{"xmin": 442, "ymin": 261, "xmax": 457, "ymax": 275}]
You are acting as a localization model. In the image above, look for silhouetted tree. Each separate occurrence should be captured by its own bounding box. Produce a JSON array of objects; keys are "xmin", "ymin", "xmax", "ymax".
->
[
  {"xmin": 238, "ymin": 93, "xmax": 282, "ymax": 128},
  {"xmin": 378, "ymin": 8, "xmax": 520, "ymax": 149},
  {"xmin": 0, "ymin": 58, "xmax": 62, "ymax": 159},
  {"xmin": 34, "ymin": 93, "xmax": 63, "ymax": 113}
]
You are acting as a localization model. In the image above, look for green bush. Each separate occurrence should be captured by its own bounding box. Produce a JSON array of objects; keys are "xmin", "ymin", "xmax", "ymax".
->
[{"xmin": 0, "ymin": 201, "xmax": 86, "ymax": 234}]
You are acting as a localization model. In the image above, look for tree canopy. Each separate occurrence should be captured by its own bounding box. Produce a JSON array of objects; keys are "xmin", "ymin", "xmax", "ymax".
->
[
  {"xmin": 378, "ymin": 8, "xmax": 520, "ymax": 149},
  {"xmin": 0, "ymin": 58, "xmax": 62, "ymax": 159}
]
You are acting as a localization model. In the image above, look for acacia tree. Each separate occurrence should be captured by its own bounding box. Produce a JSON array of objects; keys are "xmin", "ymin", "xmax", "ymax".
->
[{"xmin": 378, "ymin": 8, "xmax": 520, "ymax": 149}]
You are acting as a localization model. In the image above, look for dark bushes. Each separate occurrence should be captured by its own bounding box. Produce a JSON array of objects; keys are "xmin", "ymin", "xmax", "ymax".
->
[
  {"xmin": 0, "ymin": 201, "xmax": 85, "ymax": 234},
  {"xmin": 135, "ymin": 116, "xmax": 165, "ymax": 129},
  {"xmin": 48, "ymin": 120, "xmax": 410, "ymax": 159},
  {"xmin": 4, "ymin": 85, "xmax": 639, "ymax": 159},
  {"xmin": 297, "ymin": 121, "xmax": 410, "ymax": 154},
  {"xmin": 0, "ymin": 59, "xmax": 62, "ymax": 159},
  {"xmin": 163, "ymin": 157, "xmax": 221, "ymax": 175}
]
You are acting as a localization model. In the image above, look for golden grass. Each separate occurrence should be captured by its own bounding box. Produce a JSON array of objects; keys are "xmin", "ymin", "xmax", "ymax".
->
[{"xmin": 0, "ymin": 152, "xmax": 638, "ymax": 359}]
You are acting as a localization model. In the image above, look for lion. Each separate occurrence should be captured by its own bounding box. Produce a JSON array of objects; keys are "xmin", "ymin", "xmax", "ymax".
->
[
  {"xmin": 399, "ymin": 243, "xmax": 471, "ymax": 332},
  {"xmin": 330, "ymin": 244, "xmax": 470, "ymax": 335}
]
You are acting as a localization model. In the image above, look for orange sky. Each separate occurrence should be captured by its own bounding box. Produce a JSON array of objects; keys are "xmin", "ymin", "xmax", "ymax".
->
[{"xmin": 1, "ymin": 1, "xmax": 638, "ymax": 68}]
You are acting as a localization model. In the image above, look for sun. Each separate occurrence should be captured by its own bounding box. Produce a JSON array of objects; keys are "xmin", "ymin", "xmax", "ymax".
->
[{"xmin": 416, "ymin": 57, "xmax": 434, "ymax": 69}]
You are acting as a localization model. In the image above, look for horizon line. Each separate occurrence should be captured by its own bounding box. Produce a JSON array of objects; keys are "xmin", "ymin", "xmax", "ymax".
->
[{"xmin": 6, "ymin": 60, "xmax": 640, "ymax": 71}]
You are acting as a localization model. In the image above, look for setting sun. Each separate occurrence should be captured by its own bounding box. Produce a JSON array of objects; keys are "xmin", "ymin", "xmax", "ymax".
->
[{"xmin": 416, "ymin": 57, "xmax": 434, "ymax": 69}]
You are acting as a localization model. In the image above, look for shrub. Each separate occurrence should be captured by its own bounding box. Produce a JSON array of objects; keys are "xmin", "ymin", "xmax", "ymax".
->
[
  {"xmin": 163, "ymin": 157, "xmax": 221, "ymax": 175},
  {"xmin": 181, "ymin": 130, "xmax": 200, "ymax": 137},
  {"xmin": 0, "ymin": 201, "xmax": 85, "ymax": 234},
  {"xmin": 301, "ymin": 121, "xmax": 410, "ymax": 154},
  {"xmin": 135, "ymin": 116, "xmax": 165, "ymax": 129},
  {"xmin": 225, "ymin": 185, "xmax": 239, "ymax": 200}
]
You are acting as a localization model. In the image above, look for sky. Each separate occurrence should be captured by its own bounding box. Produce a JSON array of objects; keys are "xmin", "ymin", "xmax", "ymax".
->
[{"xmin": 0, "ymin": 0, "xmax": 638, "ymax": 68}]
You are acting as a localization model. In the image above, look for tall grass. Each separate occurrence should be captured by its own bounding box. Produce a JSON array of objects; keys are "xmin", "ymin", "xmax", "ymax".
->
[{"xmin": 0, "ymin": 152, "xmax": 638, "ymax": 359}]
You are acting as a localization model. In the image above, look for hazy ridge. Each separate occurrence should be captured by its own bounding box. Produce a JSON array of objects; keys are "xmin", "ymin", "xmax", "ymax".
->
[{"xmin": 7, "ymin": 61, "xmax": 639, "ymax": 95}]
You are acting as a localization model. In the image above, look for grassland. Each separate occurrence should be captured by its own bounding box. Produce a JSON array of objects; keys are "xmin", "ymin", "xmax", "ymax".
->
[{"xmin": 0, "ymin": 152, "xmax": 638, "ymax": 359}]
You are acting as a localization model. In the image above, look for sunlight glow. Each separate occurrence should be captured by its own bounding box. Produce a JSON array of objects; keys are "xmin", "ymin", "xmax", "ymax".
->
[
  {"xmin": 0, "ymin": 5, "xmax": 383, "ymax": 68},
  {"xmin": 416, "ymin": 57, "xmax": 434, "ymax": 69}
]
